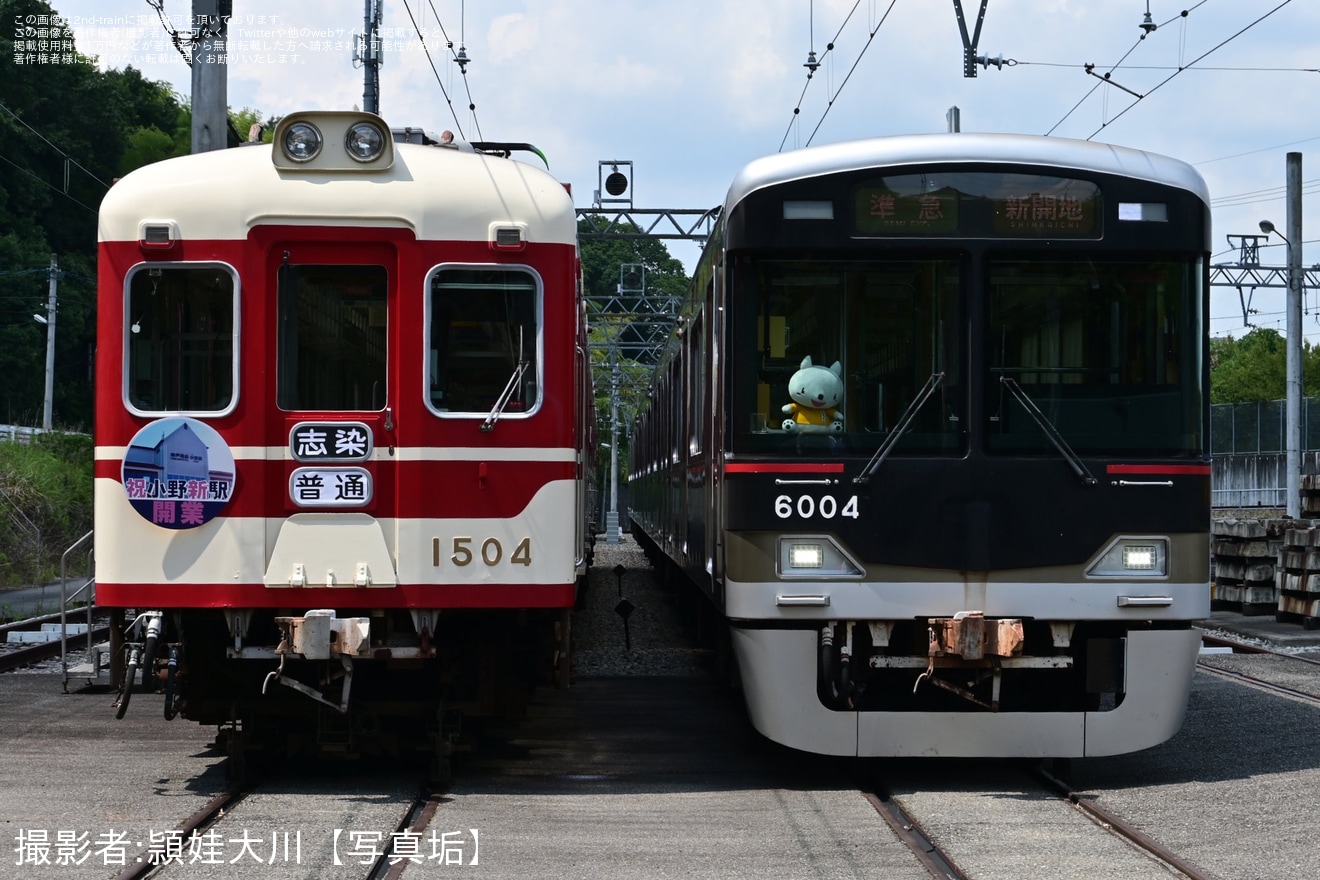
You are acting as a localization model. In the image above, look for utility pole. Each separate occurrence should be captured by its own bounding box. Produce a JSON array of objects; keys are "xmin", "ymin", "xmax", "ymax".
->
[
  {"xmin": 357, "ymin": 0, "xmax": 384, "ymax": 114},
  {"xmin": 39, "ymin": 254, "xmax": 57, "ymax": 431},
  {"xmin": 191, "ymin": 0, "xmax": 230, "ymax": 153},
  {"xmin": 1286, "ymin": 152, "xmax": 1303, "ymax": 518}
]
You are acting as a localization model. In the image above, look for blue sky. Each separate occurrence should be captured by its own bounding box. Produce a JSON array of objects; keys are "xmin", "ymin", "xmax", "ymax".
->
[{"xmin": 39, "ymin": 0, "xmax": 1320, "ymax": 340}]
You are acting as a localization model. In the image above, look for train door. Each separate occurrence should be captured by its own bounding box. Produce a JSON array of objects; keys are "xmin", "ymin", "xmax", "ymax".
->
[
  {"xmin": 264, "ymin": 235, "xmax": 402, "ymax": 590},
  {"xmin": 707, "ymin": 261, "xmax": 728, "ymax": 606}
]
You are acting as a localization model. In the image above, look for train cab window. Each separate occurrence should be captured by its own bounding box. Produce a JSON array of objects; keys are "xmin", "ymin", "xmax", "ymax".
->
[
  {"xmin": 125, "ymin": 264, "xmax": 236, "ymax": 413},
  {"xmin": 426, "ymin": 266, "xmax": 540, "ymax": 416},
  {"xmin": 735, "ymin": 258, "xmax": 962, "ymax": 455},
  {"xmin": 276, "ymin": 264, "xmax": 388, "ymax": 411},
  {"xmin": 985, "ymin": 257, "xmax": 1204, "ymax": 456}
]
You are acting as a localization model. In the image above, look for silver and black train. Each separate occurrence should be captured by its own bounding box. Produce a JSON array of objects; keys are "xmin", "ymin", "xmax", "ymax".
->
[{"xmin": 629, "ymin": 132, "xmax": 1211, "ymax": 758}]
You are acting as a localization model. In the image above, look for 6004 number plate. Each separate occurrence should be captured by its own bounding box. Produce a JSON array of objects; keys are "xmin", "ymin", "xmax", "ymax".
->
[{"xmin": 774, "ymin": 494, "xmax": 860, "ymax": 519}]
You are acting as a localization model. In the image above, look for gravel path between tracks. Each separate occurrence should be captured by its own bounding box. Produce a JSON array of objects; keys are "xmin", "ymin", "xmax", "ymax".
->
[{"xmin": 572, "ymin": 535, "xmax": 714, "ymax": 678}]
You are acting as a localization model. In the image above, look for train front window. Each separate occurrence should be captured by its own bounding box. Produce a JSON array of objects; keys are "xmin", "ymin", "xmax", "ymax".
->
[
  {"xmin": 736, "ymin": 258, "xmax": 962, "ymax": 454},
  {"xmin": 986, "ymin": 257, "xmax": 1204, "ymax": 456},
  {"xmin": 276, "ymin": 264, "xmax": 388, "ymax": 411},
  {"xmin": 426, "ymin": 266, "xmax": 540, "ymax": 416},
  {"xmin": 125, "ymin": 264, "xmax": 235, "ymax": 413}
]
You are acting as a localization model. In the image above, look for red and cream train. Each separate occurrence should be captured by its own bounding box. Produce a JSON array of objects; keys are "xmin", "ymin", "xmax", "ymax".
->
[{"xmin": 94, "ymin": 111, "xmax": 595, "ymax": 773}]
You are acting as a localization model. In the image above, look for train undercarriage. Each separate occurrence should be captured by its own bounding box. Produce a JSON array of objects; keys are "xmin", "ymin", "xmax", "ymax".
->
[
  {"xmin": 109, "ymin": 605, "xmax": 572, "ymax": 781},
  {"xmin": 815, "ymin": 614, "xmax": 1141, "ymax": 714}
]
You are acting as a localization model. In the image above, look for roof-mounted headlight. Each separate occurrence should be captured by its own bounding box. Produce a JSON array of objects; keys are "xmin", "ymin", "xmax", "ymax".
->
[
  {"xmin": 272, "ymin": 111, "xmax": 394, "ymax": 171},
  {"xmin": 345, "ymin": 121, "xmax": 386, "ymax": 163},
  {"xmin": 283, "ymin": 121, "xmax": 322, "ymax": 162}
]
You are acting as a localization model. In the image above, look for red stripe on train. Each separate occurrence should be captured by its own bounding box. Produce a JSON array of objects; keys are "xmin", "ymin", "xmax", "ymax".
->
[
  {"xmin": 96, "ymin": 582, "xmax": 576, "ymax": 610},
  {"xmin": 1106, "ymin": 464, "xmax": 1211, "ymax": 475},
  {"xmin": 724, "ymin": 463, "xmax": 846, "ymax": 474}
]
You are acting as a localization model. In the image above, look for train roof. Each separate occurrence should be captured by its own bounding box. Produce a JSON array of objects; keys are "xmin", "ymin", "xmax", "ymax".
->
[
  {"xmin": 725, "ymin": 132, "xmax": 1210, "ymax": 213},
  {"xmin": 99, "ymin": 136, "xmax": 577, "ymax": 246}
]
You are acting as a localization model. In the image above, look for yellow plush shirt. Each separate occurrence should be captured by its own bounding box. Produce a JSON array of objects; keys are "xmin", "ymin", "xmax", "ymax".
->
[{"xmin": 785, "ymin": 403, "xmax": 838, "ymax": 427}]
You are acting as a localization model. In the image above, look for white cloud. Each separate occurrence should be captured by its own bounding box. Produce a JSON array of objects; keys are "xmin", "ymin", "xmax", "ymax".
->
[{"xmin": 42, "ymin": 0, "xmax": 1320, "ymax": 336}]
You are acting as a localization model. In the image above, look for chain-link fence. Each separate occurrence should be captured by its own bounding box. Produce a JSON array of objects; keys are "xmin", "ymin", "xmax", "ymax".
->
[
  {"xmin": 1211, "ymin": 398, "xmax": 1320, "ymax": 454},
  {"xmin": 1210, "ymin": 398, "xmax": 1320, "ymax": 509}
]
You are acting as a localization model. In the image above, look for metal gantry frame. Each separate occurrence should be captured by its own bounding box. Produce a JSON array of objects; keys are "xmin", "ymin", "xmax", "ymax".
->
[
  {"xmin": 576, "ymin": 162, "xmax": 720, "ymax": 535},
  {"xmin": 1210, "ymin": 236, "xmax": 1320, "ymax": 327}
]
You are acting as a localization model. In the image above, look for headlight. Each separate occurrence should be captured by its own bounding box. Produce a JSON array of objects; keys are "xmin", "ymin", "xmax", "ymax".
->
[
  {"xmin": 345, "ymin": 121, "xmax": 386, "ymax": 163},
  {"xmin": 789, "ymin": 544, "xmax": 824, "ymax": 568},
  {"xmin": 777, "ymin": 536, "xmax": 863, "ymax": 579},
  {"xmin": 1088, "ymin": 537, "xmax": 1168, "ymax": 577},
  {"xmin": 283, "ymin": 122, "xmax": 322, "ymax": 162}
]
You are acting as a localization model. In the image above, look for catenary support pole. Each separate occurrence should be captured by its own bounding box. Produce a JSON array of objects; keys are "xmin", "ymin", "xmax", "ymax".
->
[{"xmin": 1286, "ymin": 151, "xmax": 1303, "ymax": 518}]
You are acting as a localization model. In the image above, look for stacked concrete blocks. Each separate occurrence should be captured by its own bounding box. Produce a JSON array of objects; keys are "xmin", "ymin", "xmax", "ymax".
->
[
  {"xmin": 1276, "ymin": 524, "xmax": 1320, "ymax": 628},
  {"xmin": 1211, "ymin": 518, "xmax": 1290, "ymax": 616}
]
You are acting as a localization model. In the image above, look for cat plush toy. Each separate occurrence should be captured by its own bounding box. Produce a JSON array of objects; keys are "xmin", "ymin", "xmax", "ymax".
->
[{"xmin": 781, "ymin": 356, "xmax": 844, "ymax": 433}]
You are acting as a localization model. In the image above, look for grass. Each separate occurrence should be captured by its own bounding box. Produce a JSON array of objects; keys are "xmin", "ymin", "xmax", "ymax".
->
[{"xmin": 0, "ymin": 432, "xmax": 93, "ymax": 588}]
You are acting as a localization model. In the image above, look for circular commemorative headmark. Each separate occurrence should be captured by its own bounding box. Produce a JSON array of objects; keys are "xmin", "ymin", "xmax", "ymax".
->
[{"xmin": 121, "ymin": 417, "xmax": 237, "ymax": 529}]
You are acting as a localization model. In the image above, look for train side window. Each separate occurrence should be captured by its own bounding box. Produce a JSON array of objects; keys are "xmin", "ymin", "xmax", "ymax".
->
[
  {"xmin": 276, "ymin": 264, "xmax": 388, "ymax": 411},
  {"xmin": 427, "ymin": 266, "xmax": 541, "ymax": 416},
  {"xmin": 125, "ymin": 263, "xmax": 236, "ymax": 414}
]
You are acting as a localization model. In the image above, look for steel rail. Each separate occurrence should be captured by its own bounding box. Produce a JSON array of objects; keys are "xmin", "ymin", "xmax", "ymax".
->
[
  {"xmin": 1035, "ymin": 767, "xmax": 1213, "ymax": 880},
  {"xmin": 862, "ymin": 786, "xmax": 971, "ymax": 880},
  {"xmin": 111, "ymin": 787, "xmax": 250, "ymax": 880},
  {"xmin": 371, "ymin": 786, "xmax": 448, "ymax": 880},
  {"xmin": 0, "ymin": 624, "xmax": 109, "ymax": 673},
  {"xmin": 1196, "ymin": 662, "xmax": 1320, "ymax": 705}
]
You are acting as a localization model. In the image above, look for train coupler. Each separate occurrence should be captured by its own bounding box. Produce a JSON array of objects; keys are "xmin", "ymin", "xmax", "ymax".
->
[
  {"xmin": 260, "ymin": 610, "xmax": 371, "ymax": 714},
  {"xmin": 911, "ymin": 612, "xmax": 1026, "ymax": 710},
  {"xmin": 263, "ymin": 652, "xmax": 355, "ymax": 714}
]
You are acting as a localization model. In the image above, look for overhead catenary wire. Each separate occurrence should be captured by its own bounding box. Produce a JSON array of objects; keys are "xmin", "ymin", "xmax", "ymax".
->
[
  {"xmin": 428, "ymin": 0, "xmax": 483, "ymax": 141},
  {"xmin": 0, "ymin": 100, "xmax": 111, "ymax": 191},
  {"xmin": 1043, "ymin": 2, "xmax": 1209, "ymax": 136},
  {"xmin": 1083, "ymin": 0, "xmax": 1295, "ymax": 140},
  {"xmin": 1196, "ymin": 133, "xmax": 1320, "ymax": 168},
  {"xmin": 0, "ymin": 151, "xmax": 98, "ymax": 215},
  {"xmin": 778, "ymin": 0, "xmax": 901, "ymax": 153},
  {"xmin": 1212, "ymin": 179, "xmax": 1320, "ymax": 209},
  {"xmin": 142, "ymin": 0, "xmax": 222, "ymax": 66},
  {"xmin": 399, "ymin": 0, "xmax": 484, "ymax": 141}
]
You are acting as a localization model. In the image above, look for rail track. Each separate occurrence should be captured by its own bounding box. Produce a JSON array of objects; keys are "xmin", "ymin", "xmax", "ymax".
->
[
  {"xmin": 105, "ymin": 775, "xmax": 450, "ymax": 879},
  {"xmin": 1198, "ymin": 631, "xmax": 1320, "ymax": 706},
  {"xmin": 0, "ymin": 608, "xmax": 108, "ymax": 674},
  {"xmin": 866, "ymin": 762, "xmax": 1222, "ymax": 880}
]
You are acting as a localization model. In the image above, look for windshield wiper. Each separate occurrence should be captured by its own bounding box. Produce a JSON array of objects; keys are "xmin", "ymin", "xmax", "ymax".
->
[
  {"xmin": 999, "ymin": 376, "xmax": 1097, "ymax": 486},
  {"xmin": 854, "ymin": 372, "xmax": 944, "ymax": 485},
  {"xmin": 480, "ymin": 359, "xmax": 529, "ymax": 432}
]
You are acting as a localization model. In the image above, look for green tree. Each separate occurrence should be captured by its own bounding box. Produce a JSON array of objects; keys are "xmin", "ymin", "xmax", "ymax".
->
[
  {"xmin": 578, "ymin": 218, "xmax": 693, "ymax": 484},
  {"xmin": 1, "ymin": 0, "xmax": 195, "ymax": 429},
  {"xmin": 1, "ymin": 1, "xmax": 269, "ymax": 430},
  {"xmin": 1210, "ymin": 330, "xmax": 1287, "ymax": 404}
]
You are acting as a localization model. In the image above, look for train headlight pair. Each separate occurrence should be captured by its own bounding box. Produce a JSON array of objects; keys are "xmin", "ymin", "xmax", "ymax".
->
[
  {"xmin": 281, "ymin": 120, "xmax": 387, "ymax": 164},
  {"xmin": 777, "ymin": 536, "xmax": 863, "ymax": 579},
  {"xmin": 1087, "ymin": 537, "xmax": 1168, "ymax": 577}
]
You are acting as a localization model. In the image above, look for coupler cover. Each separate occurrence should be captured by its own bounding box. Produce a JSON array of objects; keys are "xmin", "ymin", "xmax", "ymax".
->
[
  {"xmin": 278, "ymin": 609, "xmax": 370, "ymax": 660},
  {"xmin": 929, "ymin": 611, "xmax": 1024, "ymax": 660}
]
